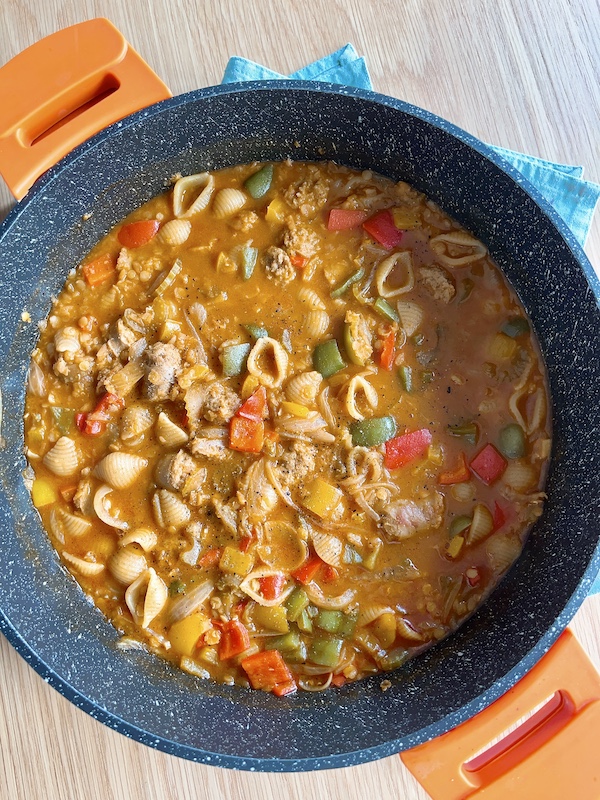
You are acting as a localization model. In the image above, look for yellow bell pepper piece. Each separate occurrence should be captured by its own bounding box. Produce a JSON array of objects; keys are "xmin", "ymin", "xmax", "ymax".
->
[
  {"xmin": 158, "ymin": 320, "xmax": 181, "ymax": 341},
  {"xmin": 219, "ymin": 546, "xmax": 254, "ymax": 577},
  {"xmin": 302, "ymin": 478, "xmax": 343, "ymax": 519},
  {"xmin": 265, "ymin": 197, "xmax": 289, "ymax": 224},
  {"xmin": 446, "ymin": 535, "xmax": 465, "ymax": 559},
  {"xmin": 241, "ymin": 374, "xmax": 260, "ymax": 400},
  {"xmin": 281, "ymin": 401, "xmax": 311, "ymax": 418},
  {"xmin": 392, "ymin": 207, "xmax": 421, "ymax": 230},
  {"xmin": 169, "ymin": 613, "xmax": 212, "ymax": 657},
  {"xmin": 253, "ymin": 605, "xmax": 289, "ymax": 633},
  {"xmin": 371, "ymin": 612, "xmax": 397, "ymax": 649},
  {"xmin": 31, "ymin": 479, "xmax": 57, "ymax": 508},
  {"xmin": 489, "ymin": 332, "xmax": 517, "ymax": 360}
]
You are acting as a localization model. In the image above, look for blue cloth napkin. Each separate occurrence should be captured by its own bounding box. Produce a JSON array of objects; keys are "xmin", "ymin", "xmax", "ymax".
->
[{"xmin": 223, "ymin": 46, "xmax": 600, "ymax": 595}]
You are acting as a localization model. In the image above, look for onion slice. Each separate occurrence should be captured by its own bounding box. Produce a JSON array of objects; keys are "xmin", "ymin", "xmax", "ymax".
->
[
  {"xmin": 167, "ymin": 580, "xmax": 214, "ymax": 625},
  {"xmin": 305, "ymin": 582, "xmax": 356, "ymax": 610}
]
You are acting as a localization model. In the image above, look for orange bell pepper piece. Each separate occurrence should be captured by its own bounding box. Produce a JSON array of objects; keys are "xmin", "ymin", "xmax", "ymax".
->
[
  {"xmin": 117, "ymin": 219, "xmax": 160, "ymax": 248},
  {"xmin": 219, "ymin": 619, "xmax": 251, "ymax": 660},
  {"xmin": 439, "ymin": 452, "xmax": 471, "ymax": 485},
  {"xmin": 82, "ymin": 253, "xmax": 116, "ymax": 287},
  {"xmin": 241, "ymin": 649, "xmax": 296, "ymax": 695}
]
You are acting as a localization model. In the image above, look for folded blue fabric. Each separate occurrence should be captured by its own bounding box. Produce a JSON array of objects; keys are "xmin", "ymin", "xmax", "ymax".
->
[
  {"xmin": 223, "ymin": 46, "xmax": 600, "ymax": 595},
  {"xmin": 223, "ymin": 44, "xmax": 600, "ymax": 249}
]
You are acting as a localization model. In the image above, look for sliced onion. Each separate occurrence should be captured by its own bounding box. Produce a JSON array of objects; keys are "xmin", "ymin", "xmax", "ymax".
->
[
  {"xmin": 305, "ymin": 582, "xmax": 356, "ymax": 610},
  {"xmin": 239, "ymin": 568, "xmax": 294, "ymax": 607},
  {"xmin": 298, "ymin": 673, "xmax": 334, "ymax": 692},
  {"xmin": 93, "ymin": 485, "xmax": 128, "ymax": 530},
  {"xmin": 167, "ymin": 580, "xmax": 214, "ymax": 625}
]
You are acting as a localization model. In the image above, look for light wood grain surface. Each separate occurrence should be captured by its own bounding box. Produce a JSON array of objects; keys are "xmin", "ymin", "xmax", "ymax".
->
[{"xmin": 1, "ymin": 2, "xmax": 599, "ymax": 798}]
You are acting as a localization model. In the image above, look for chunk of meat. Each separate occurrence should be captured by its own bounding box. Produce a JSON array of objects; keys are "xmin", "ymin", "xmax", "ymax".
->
[
  {"xmin": 263, "ymin": 246, "xmax": 295, "ymax": 286},
  {"xmin": 276, "ymin": 441, "xmax": 317, "ymax": 487},
  {"xmin": 283, "ymin": 218, "xmax": 320, "ymax": 259},
  {"xmin": 189, "ymin": 436, "xmax": 229, "ymax": 461},
  {"xmin": 203, "ymin": 382, "xmax": 241, "ymax": 424},
  {"xmin": 143, "ymin": 342, "xmax": 181, "ymax": 401},
  {"xmin": 419, "ymin": 266, "xmax": 455, "ymax": 304},
  {"xmin": 381, "ymin": 493, "xmax": 444, "ymax": 541},
  {"xmin": 154, "ymin": 450, "xmax": 201, "ymax": 492},
  {"xmin": 284, "ymin": 172, "xmax": 330, "ymax": 217}
]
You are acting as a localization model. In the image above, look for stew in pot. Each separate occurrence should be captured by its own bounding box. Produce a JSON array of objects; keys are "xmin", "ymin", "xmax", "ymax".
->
[{"xmin": 24, "ymin": 160, "xmax": 551, "ymax": 695}]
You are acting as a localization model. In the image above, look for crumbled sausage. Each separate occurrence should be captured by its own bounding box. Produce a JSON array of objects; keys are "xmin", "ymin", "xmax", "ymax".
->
[
  {"xmin": 263, "ymin": 246, "xmax": 296, "ymax": 286},
  {"xmin": 168, "ymin": 450, "xmax": 199, "ymax": 490},
  {"xmin": 283, "ymin": 218, "xmax": 320, "ymax": 259},
  {"xmin": 189, "ymin": 436, "xmax": 229, "ymax": 461},
  {"xmin": 202, "ymin": 382, "xmax": 241, "ymax": 424},
  {"xmin": 230, "ymin": 210, "xmax": 259, "ymax": 232},
  {"xmin": 419, "ymin": 266, "xmax": 456, "ymax": 304},
  {"xmin": 143, "ymin": 342, "xmax": 181, "ymax": 401},
  {"xmin": 276, "ymin": 441, "xmax": 318, "ymax": 487},
  {"xmin": 284, "ymin": 172, "xmax": 330, "ymax": 217}
]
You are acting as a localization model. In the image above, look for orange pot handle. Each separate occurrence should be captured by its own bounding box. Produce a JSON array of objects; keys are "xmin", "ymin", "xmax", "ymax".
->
[
  {"xmin": 0, "ymin": 18, "xmax": 171, "ymax": 200},
  {"xmin": 401, "ymin": 628, "xmax": 600, "ymax": 799}
]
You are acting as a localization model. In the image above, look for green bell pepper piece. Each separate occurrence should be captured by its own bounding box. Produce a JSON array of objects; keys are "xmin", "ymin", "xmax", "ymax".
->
[
  {"xmin": 308, "ymin": 635, "xmax": 344, "ymax": 668},
  {"xmin": 241, "ymin": 246, "xmax": 258, "ymax": 280},
  {"xmin": 313, "ymin": 339, "xmax": 346, "ymax": 378},
  {"xmin": 243, "ymin": 323, "xmax": 269, "ymax": 340},
  {"xmin": 285, "ymin": 588, "xmax": 310, "ymax": 622},
  {"xmin": 499, "ymin": 423, "xmax": 526, "ymax": 458},
  {"xmin": 350, "ymin": 415, "xmax": 397, "ymax": 447},
  {"xmin": 330, "ymin": 267, "xmax": 365, "ymax": 299},
  {"xmin": 244, "ymin": 164, "xmax": 274, "ymax": 199},
  {"xmin": 373, "ymin": 296, "xmax": 400, "ymax": 322},
  {"xmin": 221, "ymin": 343, "xmax": 251, "ymax": 376}
]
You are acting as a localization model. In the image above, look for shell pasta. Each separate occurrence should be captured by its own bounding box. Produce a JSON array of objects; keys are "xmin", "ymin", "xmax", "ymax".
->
[{"xmin": 24, "ymin": 160, "xmax": 551, "ymax": 695}]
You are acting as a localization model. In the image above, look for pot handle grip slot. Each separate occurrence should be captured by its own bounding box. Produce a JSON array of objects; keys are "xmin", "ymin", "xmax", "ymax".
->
[
  {"xmin": 400, "ymin": 628, "xmax": 600, "ymax": 800},
  {"xmin": 0, "ymin": 18, "xmax": 171, "ymax": 200}
]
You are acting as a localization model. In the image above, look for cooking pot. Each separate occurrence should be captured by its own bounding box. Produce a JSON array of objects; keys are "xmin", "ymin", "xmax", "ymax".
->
[{"xmin": 0, "ymin": 19, "xmax": 599, "ymax": 792}]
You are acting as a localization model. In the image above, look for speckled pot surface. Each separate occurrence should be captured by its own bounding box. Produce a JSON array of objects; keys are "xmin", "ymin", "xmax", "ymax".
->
[{"xmin": 0, "ymin": 82, "xmax": 598, "ymax": 771}]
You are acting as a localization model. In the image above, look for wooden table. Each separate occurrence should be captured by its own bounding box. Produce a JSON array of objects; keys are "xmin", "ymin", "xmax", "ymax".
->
[{"xmin": 1, "ymin": 2, "xmax": 599, "ymax": 798}]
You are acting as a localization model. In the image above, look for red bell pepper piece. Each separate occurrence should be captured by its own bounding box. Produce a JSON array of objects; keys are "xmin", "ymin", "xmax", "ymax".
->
[
  {"xmin": 327, "ymin": 208, "xmax": 369, "ymax": 231},
  {"xmin": 291, "ymin": 553, "xmax": 323, "ymax": 584},
  {"xmin": 241, "ymin": 649, "xmax": 296, "ymax": 695},
  {"xmin": 493, "ymin": 501, "xmax": 507, "ymax": 531},
  {"xmin": 470, "ymin": 444, "xmax": 507, "ymax": 485},
  {"xmin": 197, "ymin": 547, "xmax": 223, "ymax": 568},
  {"xmin": 229, "ymin": 416, "xmax": 265, "ymax": 453},
  {"xmin": 259, "ymin": 574, "xmax": 286, "ymax": 601},
  {"xmin": 384, "ymin": 428, "xmax": 433, "ymax": 469},
  {"xmin": 117, "ymin": 219, "xmax": 160, "ymax": 248},
  {"xmin": 237, "ymin": 386, "xmax": 268, "ymax": 421},
  {"xmin": 219, "ymin": 619, "xmax": 251, "ymax": 660},
  {"xmin": 379, "ymin": 329, "xmax": 396, "ymax": 370},
  {"xmin": 289, "ymin": 253, "xmax": 308, "ymax": 268},
  {"xmin": 82, "ymin": 253, "xmax": 116, "ymax": 287},
  {"xmin": 322, "ymin": 565, "xmax": 339, "ymax": 583},
  {"xmin": 438, "ymin": 452, "xmax": 471, "ymax": 485},
  {"xmin": 363, "ymin": 209, "xmax": 404, "ymax": 249}
]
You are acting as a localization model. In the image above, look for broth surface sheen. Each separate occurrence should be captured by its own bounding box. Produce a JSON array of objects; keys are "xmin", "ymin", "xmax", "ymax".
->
[{"xmin": 24, "ymin": 161, "xmax": 551, "ymax": 695}]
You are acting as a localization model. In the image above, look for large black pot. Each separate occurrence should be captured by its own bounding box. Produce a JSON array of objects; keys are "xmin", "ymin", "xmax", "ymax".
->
[{"xmin": 0, "ymin": 82, "xmax": 598, "ymax": 771}]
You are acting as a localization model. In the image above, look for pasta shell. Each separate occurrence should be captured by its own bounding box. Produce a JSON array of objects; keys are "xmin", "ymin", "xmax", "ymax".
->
[
  {"xmin": 466, "ymin": 503, "xmax": 494, "ymax": 545},
  {"xmin": 284, "ymin": 371, "xmax": 322, "ymax": 406},
  {"xmin": 94, "ymin": 452, "xmax": 148, "ymax": 490},
  {"xmin": 109, "ymin": 545, "xmax": 147, "ymax": 585},
  {"xmin": 93, "ymin": 485, "xmax": 129, "ymax": 530},
  {"xmin": 396, "ymin": 301, "xmax": 423, "ymax": 336},
  {"xmin": 297, "ymin": 286, "xmax": 326, "ymax": 310},
  {"xmin": 396, "ymin": 616, "xmax": 426, "ymax": 642},
  {"xmin": 486, "ymin": 534, "xmax": 522, "ymax": 574},
  {"xmin": 376, "ymin": 251, "xmax": 414, "ymax": 298},
  {"xmin": 153, "ymin": 489, "xmax": 191, "ymax": 529},
  {"xmin": 173, "ymin": 173, "xmax": 214, "ymax": 218},
  {"xmin": 450, "ymin": 481, "xmax": 477, "ymax": 503},
  {"xmin": 342, "ymin": 374, "xmax": 378, "ymax": 420},
  {"xmin": 158, "ymin": 219, "xmax": 192, "ymax": 245},
  {"xmin": 503, "ymin": 460, "xmax": 537, "ymax": 493},
  {"xmin": 257, "ymin": 521, "xmax": 308, "ymax": 572},
  {"xmin": 358, "ymin": 603, "xmax": 395, "ymax": 627},
  {"xmin": 430, "ymin": 231, "xmax": 487, "ymax": 267},
  {"xmin": 62, "ymin": 552, "xmax": 104, "ymax": 576},
  {"xmin": 43, "ymin": 437, "xmax": 79, "ymax": 477},
  {"xmin": 213, "ymin": 188, "xmax": 246, "ymax": 218},
  {"xmin": 125, "ymin": 567, "xmax": 168, "ymax": 628},
  {"xmin": 246, "ymin": 337, "xmax": 289, "ymax": 388},
  {"xmin": 156, "ymin": 411, "xmax": 188, "ymax": 448},
  {"xmin": 311, "ymin": 530, "xmax": 343, "ymax": 566},
  {"xmin": 120, "ymin": 528, "xmax": 158, "ymax": 552},
  {"xmin": 54, "ymin": 326, "xmax": 80, "ymax": 353},
  {"xmin": 305, "ymin": 310, "xmax": 330, "ymax": 337},
  {"xmin": 240, "ymin": 568, "xmax": 295, "ymax": 607},
  {"xmin": 55, "ymin": 508, "xmax": 92, "ymax": 538}
]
